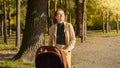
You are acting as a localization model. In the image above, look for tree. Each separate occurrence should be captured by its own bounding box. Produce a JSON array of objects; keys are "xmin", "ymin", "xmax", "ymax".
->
[
  {"xmin": 106, "ymin": 10, "xmax": 110, "ymax": 33},
  {"xmin": 13, "ymin": 0, "xmax": 48, "ymax": 63},
  {"xmin": 101, "ymin": 8, "xmax": 105, "ymax": 33},
  {"xmin": 6, "ymin": 0, "xmax": 16, "ymax": 37},
  {"xmin": 53, "ymin": 0, "xmax": 58, "ymax": 12},
  {"xmin": 7, "ymin": 8, "xmax": 11, "ymax": 37},
  {"xmin": 116, "ymin": 14, "xmax": 119, "ymax": 33},
  {"xmin": 0, "ymin": 14, "xmax": 2, "ymax": 36},
  {"xmin": 65, "ymin": 0, "xmax": 68, "ymax": 20},
  {"xmin": 47, "ymin": 0, "xmax": 51, "ymax": 35},
  {"xmin": 75, "ymin": 0, "xmax": 81, "ymax": 37},
  {"xmin": 59, "ymin": 0, "xmax": 62, "ymax": 8},
  {"xmin": 0, "ymin": 4, "xmax": 3, "ymax": 36},
  {"xmin": 3, "ymin": 0, "xmax": 7, "ymax": 44},
  {"xmin": 16, "ymin": 0, "xmax": 21, "ymax": 46},
  {"xmin": 76, "ymin": 0, "xmax": 87, "ymax": 43},
  {"xmin": 83, "ymin": 0, "xmax": 87, "ymax": 41}
]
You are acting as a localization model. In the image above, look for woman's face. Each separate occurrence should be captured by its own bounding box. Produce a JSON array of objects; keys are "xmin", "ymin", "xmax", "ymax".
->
[{"xmin": 55, "ymin": 10, "xmax": 65, "ymax": 23}]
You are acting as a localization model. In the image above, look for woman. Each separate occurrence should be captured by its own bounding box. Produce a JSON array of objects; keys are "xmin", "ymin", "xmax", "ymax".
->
[{"xmin": 49, "ymin": 9, "xmax": 76, "ymax": 68}]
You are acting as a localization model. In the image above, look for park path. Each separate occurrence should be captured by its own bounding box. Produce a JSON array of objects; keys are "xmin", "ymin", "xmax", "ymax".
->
[
  {"xmin": 0, "ymin": 34, "xmax": 120, "ymax": 68},
  {"xmin": 0, "ymin": 50, "xmax": 17, "ymax": 60},
  {"xmin": 72, "ymin": 36, "xmax": 120, "ymax": 68}
]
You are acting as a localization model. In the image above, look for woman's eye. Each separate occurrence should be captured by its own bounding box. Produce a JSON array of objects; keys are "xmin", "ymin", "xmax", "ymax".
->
[{"xmin": 57, "ymin": 14, "xmax": 64, "ymax": 17}]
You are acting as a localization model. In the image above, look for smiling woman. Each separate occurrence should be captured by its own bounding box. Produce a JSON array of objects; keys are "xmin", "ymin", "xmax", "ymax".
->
[{"xmin": 49, "ymin": 9, "xmax": 76, "ymax": 68}]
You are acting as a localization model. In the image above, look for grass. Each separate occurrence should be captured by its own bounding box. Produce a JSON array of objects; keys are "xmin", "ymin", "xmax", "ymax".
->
[
  {"xmin": 0, "ymin": 35, "xmax": 35, "ymax": 68},
  {"xmin": 87, "ymin": 30, "xmax": 120, "ymax": 37},
  {"xmin": 45, "ymin": 34, "xmax": 49, "ymax": 45},
  {"xmin": 0, "ymin": 60, "xmax": 35, "ymax": 68},
  {"xmin": 0, "ymin": 45, "xmax": 35, "ymax": 68},
  {"xmin": 0, "ymin": 45, "xmax": 17, "ymax": 51}
]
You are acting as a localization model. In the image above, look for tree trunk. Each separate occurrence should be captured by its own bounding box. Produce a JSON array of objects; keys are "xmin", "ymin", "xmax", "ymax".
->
[
  {"xmin": 83, "ymin": 0, "xmax": 87, "ymax": 41},
  {"xmin": 69, "ymin": 12, "xmax": 71, "ymax": 23},
  {"xmin": 108, "ymin": 11, "xmax": 110, "ymax": 32},
  {"xmin": 13, "ymin": 0, "xmax": 47, "ymax": 63},
  {"xmin": 102, "ymin": 10, "xmax": 105, "ymax": 33},
  {"xmin": 7, "ymin": 8, "xmax": 12, "ymax": 37},
  {"xmin": 75, "ymin": 0, "xmax": 82, "ymax": 37},
  {"xmin": 1, "ymin": 16, "xmax": 3, "ymax": 36},
  {"xmin": 1, "ymin": 6, "xmax": 3, "ymax": 36},
  {"xmin": 76, "ymin": 0, "xmax": 87, "ymax": 43},
  {"xmin": 47, "ymin": 0, "xmax": 51, "ymax": 35},
  {"xmin": 116, "ymin": 14, "xmax": 119, "ymax": 33},
  {"xmin": 65, "ymin": 0, "xmax": 68, "ymax": 21},
  {"xmin": 54, "ymin": 0, "xmax": 57, "ymax": 12},
  {"xmin": 68, "ymin": 0, "xmax": 71, "ymax": 23},
  {"xmin": 106, "ymin": 10, "xmax": 110, "ymax": 33},
  {"xmin": 16, "ymin": 0, "xmax": 21, "ymax": 47},
  {"xmin": 59, "ymin": 0, "xmax": 62, "ymax": 8},
  {"xmin": 3, "ymin": 0, "xmax": 7, "ymax": 44},
  {"xmin": 0, "ymin": 14, "xmax": 2, "ymax": 36}
]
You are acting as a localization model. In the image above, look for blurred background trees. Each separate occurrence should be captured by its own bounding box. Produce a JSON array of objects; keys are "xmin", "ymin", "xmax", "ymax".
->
[
  {"xmin": 0, "ymin": 0, "xmax": 120, "ymax": 44},
  {"xmin": 0, "ymin": 0, "xmax": 120, "ymax": 63}
]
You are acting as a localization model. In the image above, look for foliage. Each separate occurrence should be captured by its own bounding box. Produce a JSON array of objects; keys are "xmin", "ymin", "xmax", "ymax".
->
[
  {"xmin": 87, "ymin": 0, "xmax": 120, "ymax": 30},
  {"xmin": 87, "ymin": 0, "xmax": 101, "ymax": 30},
  {"xmin": 96, "ymin": 0, "xmax": 120, "ymax": 15},
  {"xmin": 110, "ymin": 19, "xmax": 118, "ymax": 30},
  {"xmin": 1, "ymin": 0, "xmax": 120, "ymax": 31},
  {"xmin": 0, "ymin": 0, "xmax": 27, "ymax": 31},
  {"xmin": 0, "ymin": 0, "xmax": 3, "ymax": 14}
]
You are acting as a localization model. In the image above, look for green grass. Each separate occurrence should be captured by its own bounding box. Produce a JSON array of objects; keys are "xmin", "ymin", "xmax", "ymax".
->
[
  {"xmin": 87, "ymin": 30, "xmax": 120, "ymax": 37},
  {"xmin": 0, "ymin": 35, "xmax": 35, "ymax": 68},
  {"xmin": 0, "ymin": 45, "xmax": 17, "ymax": 51},
  {"xmin": 0, "ymin": 45, "xmax": 35, "ymax": 68},
  {"xmin": 45, "ymin": 34, "xmax": 49, "ymax": 45},
  {"xmin": 0, "ymin": 60, "xmax": 35, "ymax": 68},
  {"xmin": 0, "ymin": 46, "xmax": 35, "ymax": 68}
]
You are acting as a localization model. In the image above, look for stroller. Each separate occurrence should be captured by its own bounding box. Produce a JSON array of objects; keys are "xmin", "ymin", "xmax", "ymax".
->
[{"xmin": 35, "ymin": 46, "xmax": 69, "ymax": 68}]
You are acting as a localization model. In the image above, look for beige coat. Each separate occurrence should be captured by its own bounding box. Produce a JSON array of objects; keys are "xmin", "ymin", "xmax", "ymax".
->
[{"xmin": 49, "ymin": 22, "xmax": 76, "ymax": 51}]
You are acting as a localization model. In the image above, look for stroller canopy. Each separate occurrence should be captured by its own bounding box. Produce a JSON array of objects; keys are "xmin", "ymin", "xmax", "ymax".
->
[{"xmin": 35, "ymin": 46, "xmax": 68, "ymax": 68}]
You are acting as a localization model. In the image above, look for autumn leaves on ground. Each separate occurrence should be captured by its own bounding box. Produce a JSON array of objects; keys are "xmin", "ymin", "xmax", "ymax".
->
[{"xmin": 0, "ymin": 31, "xmax": 120, "ymax": 68}]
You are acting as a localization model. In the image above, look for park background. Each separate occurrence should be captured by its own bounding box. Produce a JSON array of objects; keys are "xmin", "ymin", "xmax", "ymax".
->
[{"xmin": 0, "ymin": 0, "xmax": 120, "ymax": 68}]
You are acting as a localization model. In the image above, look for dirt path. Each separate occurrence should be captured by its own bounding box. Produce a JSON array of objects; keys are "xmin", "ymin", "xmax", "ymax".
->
[
  {"xmin": 1, "ymin": 35, "xmax": 120, "ymax": 68},
  {"xmin": 72, "ymin": 36, "xmax": 120, "ymax": 68},
  {"xmin": 0, "ymin": 50, "xmax": 17, "ymax": 60}
]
